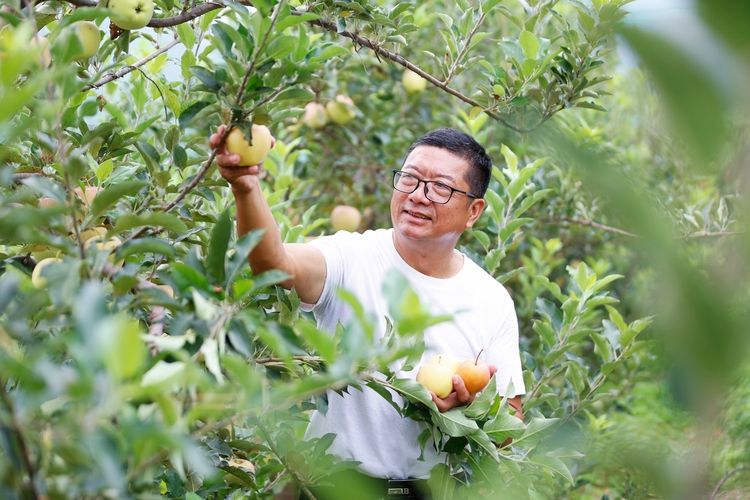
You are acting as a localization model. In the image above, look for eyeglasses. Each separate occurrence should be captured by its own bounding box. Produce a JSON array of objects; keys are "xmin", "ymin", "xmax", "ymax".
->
[{"xmin": 392, "ymin": 170, "xmax": 478, "ymax": 204}]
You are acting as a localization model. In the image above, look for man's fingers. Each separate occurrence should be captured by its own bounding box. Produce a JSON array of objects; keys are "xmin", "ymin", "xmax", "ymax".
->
[
  {"xmin": 489, "ymin": 365, "xmax": 498, "ymax": 377},
  {"xmin": 216, "ymin": 153, "xmax": 242, "ymax": 168},
  {"xmin": 452, "ymin": 375, "xmax": 472, "ymax": 404}
]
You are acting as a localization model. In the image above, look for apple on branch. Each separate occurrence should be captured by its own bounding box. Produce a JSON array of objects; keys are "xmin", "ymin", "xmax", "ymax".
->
[
  {"xmin": 69, "ymin": 21, "xmax": 101, "ymax": 61},
  {"xmin": 107, "ymin": 0, "xmax": 154, "ymax": 31},
  {"xmin": 325, "ymin": 95, "xmax": 356, "ymax": 125},
  {"xmin": 330, "ymin": 205, "xmax": 361, "ymax": 232},
  {"xmin": 402, "ymin": 69, "xmax": 427, "ymax": 93},
  {"xmin": 303, "ymin": 102, "xmax": 328, "ymax": 129}
]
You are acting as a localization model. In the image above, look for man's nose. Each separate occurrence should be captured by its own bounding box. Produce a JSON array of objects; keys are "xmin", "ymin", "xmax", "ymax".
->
[{"xmin": 408, "ymin": 179, "xmax": 432, "ymax": 203}]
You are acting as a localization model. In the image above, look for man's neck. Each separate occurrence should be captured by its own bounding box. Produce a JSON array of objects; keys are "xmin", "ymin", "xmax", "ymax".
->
[{"xmin": 392, "ymin": 231, "xmax": 464, "ymax": 279}]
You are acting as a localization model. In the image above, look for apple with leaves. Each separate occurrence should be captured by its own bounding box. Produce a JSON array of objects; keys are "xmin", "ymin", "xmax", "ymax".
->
[
  {"xmin": 107, "ymin": 0, "xmax": 154, "ymax": 30},
  {"xmin": 225, "ymin": 124, "xmax": 273, "ymax": 167}
]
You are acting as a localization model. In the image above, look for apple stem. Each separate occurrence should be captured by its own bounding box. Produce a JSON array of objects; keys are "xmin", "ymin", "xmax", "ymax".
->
[{"xmin": 475, "ymin": 349, "xmax": 484, "ymax": 365}]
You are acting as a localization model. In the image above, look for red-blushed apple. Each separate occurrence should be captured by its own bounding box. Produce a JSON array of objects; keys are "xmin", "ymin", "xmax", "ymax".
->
[
  {"xmin": 108, "ymin": 0, "xmax": 154, "ymax": 30},
  {"xmin": 73, "ymin": 186, "xmax": 100, "ymax": 207},
  {"xmin": 39, "ymin": 197, "xmax": 58, "ymax": 208},
  {"xmin": 330, "ymin": 205, "xmax": 361, "ymax": 232},
  {"xmin": 416, "ymin": 363, "xmax": 455, "ymax": 399},
  {"xmin": 456, "ymin": 351, "xmax": 492, "ymax": 394},
  {"xmin": 303, "ymin": 102, "xmax": 328, "ymax": 129},
  {"xmin": 225, "ymin": 125, "xmax": 273, "ymax": 166},
  {"xmin": 402, "ymin": 69, "xmax": 427, "ymax": 93},
  {"xmin": 428, "ymin": 353, "xmax": 461, "ymax": 372}
]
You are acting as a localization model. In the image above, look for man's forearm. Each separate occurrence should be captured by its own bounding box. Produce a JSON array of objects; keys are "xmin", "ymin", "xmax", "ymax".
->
[{"xmin": 233, "ymin": 186, "xmax": 288, "ymax": 275}]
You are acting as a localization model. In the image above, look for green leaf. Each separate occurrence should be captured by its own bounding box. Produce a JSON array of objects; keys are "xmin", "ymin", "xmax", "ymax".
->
[
  {"xmin": 512, "ymin": 417, "xmax": 559, "ymax": 446},
  {"xmin": 391, "ymin": 377, "xmax": 436, "ymax": 409},
  {"xmin": 530, "ymin": 455, "xmax": 574, "ymax": 485},
  {"xmin": 274, "ymin": 87, "xmax": 315, "ymax": 102},
  {"xmin": 265, "ymin": 35, "xmax": 298, "ymax": 59},
  {"xmin": 90, "ymin": 180, "xmax": 148, "ymax": 219},
  {"xmin": 276, "ymin": 12, "xmax": 320, "ymax": 31},
  {"xmin": 484, "ymin": 412, "xmax": 525, "ymax": 441},
  {"xmin": 112, "ymin": 212, "xmax": 188, "ymax": 235},
  {"xmin": 114, "ymin": 238, "xmax": 175, "ymax": 261},
  {"xmin": 432, "ymin": 409, "xmax": 480, "ymax": 438},
  {"xmin": 207, "ymin": 209, "xmax": 232, "ymax": 286},
  {"xmin": 179, "ymin": 101, "xmax": 212, "ymax": 129},
  {"xmin": 519, "ymin": 30, "xmax": 539, "ymax": 59},
  {"xmin": 468, "ymin": 429, "xmax": 499, "ymax": 461}
]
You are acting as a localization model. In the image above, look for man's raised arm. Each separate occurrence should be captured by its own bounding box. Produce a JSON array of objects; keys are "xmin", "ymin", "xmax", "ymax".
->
[{"xmin": 210, "ymin": 125, "xmax": 327, "ymax": 304}]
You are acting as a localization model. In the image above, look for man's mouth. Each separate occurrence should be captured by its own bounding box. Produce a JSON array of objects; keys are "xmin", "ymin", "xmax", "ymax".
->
[{"xmin": 405, "ymin": 210, "xmax": 431, "ymax": 220}]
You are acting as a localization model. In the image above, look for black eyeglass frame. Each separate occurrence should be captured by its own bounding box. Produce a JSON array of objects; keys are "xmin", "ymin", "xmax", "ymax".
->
[{"xmin": 391, "ymin": 170, "xmax": 479, "ymax": 204}]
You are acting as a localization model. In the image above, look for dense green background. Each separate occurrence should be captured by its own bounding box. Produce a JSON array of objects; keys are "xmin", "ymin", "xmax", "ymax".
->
[{"xmin": 1, "ymin": 0, "xmax": 749, "ymax": 498}]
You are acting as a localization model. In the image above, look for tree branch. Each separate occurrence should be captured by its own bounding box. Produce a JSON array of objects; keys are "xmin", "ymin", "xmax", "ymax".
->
[
  {"xmin": 709, "ymin": 466, "xmax": 749, "ymax": 500},
  {"xmin": 83, "ymin": 36, "xmax": 180, "ymax": 91}
]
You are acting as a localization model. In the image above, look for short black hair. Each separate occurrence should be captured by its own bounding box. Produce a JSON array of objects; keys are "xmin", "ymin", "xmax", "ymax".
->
[{"xmin": 404, "ymin": 128, "xmax": 492, "ymax": 199}]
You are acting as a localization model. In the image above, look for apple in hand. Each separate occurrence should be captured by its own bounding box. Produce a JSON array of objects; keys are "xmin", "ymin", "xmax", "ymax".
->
[
  {"xmin": 70, "ymin": 21, "xmax": 101, "ymax": 61},
  {"xmin": 428, "ymin": 353, "xmax": 461, "ymax": 372},
  {"xmin": 456, "ymin": 351, "xmax": 492, "ymax": 394},
  {"xmin": 225, "ymin": 125, "xmax": 273, "ymax": 167},
  {"xmin": 108, "ymin": 0, "xmax": 154, "ymax": 30},
  {"xmin": 416, "ymin": 363, "xmax": 455, "ymax": 399},
  {"xmin": 330, "ymin": 205, "xmax": 361, "ymax": 232},
  {"xmin": 402, "ymin": 69, "xmax": 427, "ymax": 93}
]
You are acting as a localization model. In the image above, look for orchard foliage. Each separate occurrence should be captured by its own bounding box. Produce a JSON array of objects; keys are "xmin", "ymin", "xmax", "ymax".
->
[{"xmin": 1, "ymin": 0, "xmax": 749, "ymax": 499}]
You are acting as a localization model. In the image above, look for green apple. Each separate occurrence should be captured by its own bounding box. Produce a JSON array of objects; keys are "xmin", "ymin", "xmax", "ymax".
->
[
  {"xmin": 456, "ymin": 353, "xmax": 491, "ymax": 394},
  {"xmin": 402, "ymin": 69, "xmax": 427, "ymax": 93},
  {"xmin": 31, "ymin": 257, "xmax": 62, "ymax": 289},
  {"xmin": 325, "ymin": 95, "xmax": 356, "ymax": 125},
  {"xmin": 108, "ymin": 0, "xmax": 154, "ymax": 30},
  {"xmin": 416, "ymin": 363, "xmax": 455, "ymax": 399},
  {"xmin": 225, "ymin": 125, "xmax": 273, "ymax": 166},
  {"xmin": 303, "ymin": 102, "xmax": 328, "ymax": 129},
  {"xmin": 70, "ymin": 21, "xmax": 101, "ymax": 60},
  {"xmin": 330, "ymin": 205, "xmax": 361, "ymax": 232}
]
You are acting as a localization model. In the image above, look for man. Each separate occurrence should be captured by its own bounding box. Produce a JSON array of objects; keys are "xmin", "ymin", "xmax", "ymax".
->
[{"xmin": 210, "ymin": 126, "xmax": 526, "ymax": 500}]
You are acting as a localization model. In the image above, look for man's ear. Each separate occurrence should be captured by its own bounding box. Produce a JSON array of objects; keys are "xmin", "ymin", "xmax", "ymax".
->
[{"xmin": 465, "ymin": 198, "xmax": 485, "ymax": 229}]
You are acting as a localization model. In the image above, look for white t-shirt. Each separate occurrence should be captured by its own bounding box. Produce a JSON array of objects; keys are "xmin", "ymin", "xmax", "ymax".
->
[{"xmin": 304, "ymin": 228, "xmax": 525, "ymax": 479}]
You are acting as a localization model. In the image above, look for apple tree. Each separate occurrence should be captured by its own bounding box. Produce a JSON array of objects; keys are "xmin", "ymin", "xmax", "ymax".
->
[{"xmin": 4, "ymin": 0, "xmax": 747, "ymax": 499}]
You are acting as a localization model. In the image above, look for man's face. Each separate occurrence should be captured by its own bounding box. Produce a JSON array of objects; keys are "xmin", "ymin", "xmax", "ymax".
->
[{"xmin": 390, "ymin": 145, "xmax": 484, "ymax": 245}]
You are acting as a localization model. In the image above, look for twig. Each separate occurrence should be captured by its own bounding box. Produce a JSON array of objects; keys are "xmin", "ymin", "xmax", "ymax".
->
[
  {"xmin": 82, "ymin": 37, "xmax": 180, "ymax": 91},
  {"xmin": 709, "ymin": 466, "xmax": 749, "ymax": 500},
  {"xmin": 443, "ymin": 10, "xmax": 487, "ymax": 86},
  {"xmin": 566, "ymin": 217, "xmax": 639, "ymax": 238},
  {"xmin": 0, "ymin": 383, "xmax": 41, "ymax": 500}
]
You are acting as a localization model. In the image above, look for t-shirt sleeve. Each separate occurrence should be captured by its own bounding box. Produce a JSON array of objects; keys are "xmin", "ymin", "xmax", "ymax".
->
[{"xmin": 299, "ymin": 231, "xmax": 356, "ymax": 316}]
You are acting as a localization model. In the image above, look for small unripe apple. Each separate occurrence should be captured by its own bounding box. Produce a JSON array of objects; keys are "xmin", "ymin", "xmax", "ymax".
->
[
  {"xmin": 330, "ymin": 205, "xmax": 361, "ymax": 232},
  {"xmin": 303, "ymin": 102, "xmax": 328, "ymax": 129},
  {"xmin": 225, "ymin": 125, "xmax": 273, "ymax": 166},
  {"xmin": 325, "ymin": 95, "xmax": 356, "ymax": 125},
  {"xmin": 416, "ymin": 363, "xmax": 455, "ymax": 399},
  {"xmin": 402, "ymin": 69, "xmax": 427, "ymax": 93},
  {"xmin": 70, "ymin": 21, "xmax": 101, "ymax": 61},
  {"xmin": 428, "ymin": 353, "xmax": 461, "ymax": 373},
  {"xmin": 107, "ymin": 0, "xmax": 154, "ymax": 30},
  {"xmin": 456, "ymin": 352, "xmax": 491, "ymax": 394},
  {"xmin": 31, "ymin": 257, "xmax": 62, "ymax": 288}
]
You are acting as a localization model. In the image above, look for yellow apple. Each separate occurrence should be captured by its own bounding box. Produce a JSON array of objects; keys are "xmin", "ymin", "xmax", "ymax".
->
[
  {"xmin": 80, "ymin": 226, "xmax": 108, "ymax": 242},
  {"xmin": 303, "ymin": 102, "xmax": 328, "ymax": 129},
  {"xmin": 428, "ymin": 353, "xmax": 461, "ymax": 373},
  {"xmin": 402, "ymin": 69, "xmax": 427, "ymax": 93},
  {"xmin": 157, "ymin": 284, "xmax": 174, "ymax": 299},
  {"xmin": 31, "ymin": 257, "xmax": 62, "ymax": 288},
  {"xmin": 108, "ymin": 0, "xmax": 154, "ymax": 30},
  {"xmin": 225, "ymin": 125, "xmax": 273, "ymax": 166},
  {"xmin": 456, "ymin": 354, "xmax": 491, "ymax": 394},
  {"xmin": 325, "ymin": 95, "xmax": 356, "ymax": 125},
  {"xmin": 330, "ymin": 205, "xmax": 361, "ymax": 232},
  {"xmin": 70, "ymin": 21, "xmax": 101, "ymax": 60},
  {"xmin": 416, "ymin": 363, "xmax": 455, "ymax": 399}
]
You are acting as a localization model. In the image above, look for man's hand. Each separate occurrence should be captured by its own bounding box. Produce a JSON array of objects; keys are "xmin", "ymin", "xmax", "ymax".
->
[
  {"xmin": 210, "ymin": 124, "xmax": 276, "ymax": 195},
  {"xmin": 430, "ymin": 365, "xmax": 498, "ymax": 412}
]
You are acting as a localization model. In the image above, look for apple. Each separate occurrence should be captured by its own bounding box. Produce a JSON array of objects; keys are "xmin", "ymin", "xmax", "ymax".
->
[
  {"xmin": 330, "ymin": 205, "xmax": 361, "ymax": 232},
  {"xmin": 456, "ymin": 352, "xmax": 492, "ymax": 394},
  {"xmin": 74, "ymin": 186, "xmax": 100, "ymax": 207},
  {"xmin": 416, "ymin": 363, "xmax": 455, "ymax": 399},
  {"xmin": 80, "ymin": 226, "xmax": 108, "ymax": 242},
  {"xmin": 107, "ymin": 0, "xmax": 154, "ymax": 30},
  {"xmin": 225, "ymin": 125, "xmax": 273, "ymax": 166},
  {"xmin": 39, "ymin": 197, "xmax": 59, "ymax": 208},
  {"xmin": 402, "ymin": 69, "xmax": 427, "ymax": 93},
  {"xmin": 303, "ymin": 102, "xmax": 328, "ymax": 129},
  {"xmin": 31, "ymin": 35, "xmax": 51, "ymax": 68},
  {"xmin": 70, "ymin": 21, "xmax": 101, "ymax": 61},
  {"xmin": 428, "ymin": 353, "xmax": 461, "ymax": 373},
  {"xmin": 325, "ymin": 95, "xmax": 356, "ymax": 125},
  {"xmin": 31, "ymin": 257, "xmax": 62, "ymax": 288}
]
